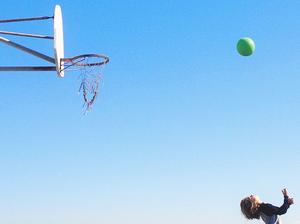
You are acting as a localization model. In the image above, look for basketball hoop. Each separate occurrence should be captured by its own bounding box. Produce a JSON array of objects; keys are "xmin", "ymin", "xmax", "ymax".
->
[
  {"xmin": 0, "ymin": 5, "xmax": 110, "ymax": 113},
  {"xmin": 61, "ymin": 54, "xmax": 109, "ymax": 112}
]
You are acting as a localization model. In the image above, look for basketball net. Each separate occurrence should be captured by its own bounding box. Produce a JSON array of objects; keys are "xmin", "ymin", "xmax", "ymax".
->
[
  {"xmin": 62, "ymin": 54, "xmax": 109, "ymax": 113},
  {"xmin": 78, "ymin": 64, "xmax": 103, "ymax": 112}
]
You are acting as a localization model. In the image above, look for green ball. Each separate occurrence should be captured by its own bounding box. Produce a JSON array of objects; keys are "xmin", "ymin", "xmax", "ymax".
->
[{"xmin": 237, "ymin": 37, "xmax": 255, "ymax": 56}]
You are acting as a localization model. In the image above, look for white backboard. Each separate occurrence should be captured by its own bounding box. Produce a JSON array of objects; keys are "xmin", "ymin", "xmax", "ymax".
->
[{"xmin": 54, "ymin": 5, "xmax": 64, "ymax": 77}]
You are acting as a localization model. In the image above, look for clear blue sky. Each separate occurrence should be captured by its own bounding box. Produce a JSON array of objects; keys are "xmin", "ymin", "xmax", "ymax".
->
[{"xmin": 0, "ymin": 1, "xmax": 299, "ymax": 223}]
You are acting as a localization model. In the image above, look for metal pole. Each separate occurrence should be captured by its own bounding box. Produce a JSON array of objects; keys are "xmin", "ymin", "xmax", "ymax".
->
[
  {"xmin": 0, "ymin": 16, "xmax": 53, "ymax": 23},
  {"xmin": 0, "ymin": 36, "xmax": 55, "ymax": 64},
  {"xmin": 0, "ymin": 66, "xmax": 56, "ymax": 71},
  {"xmin": 0, "ymin": 30, "xmax": 53, "ymax": 39}
]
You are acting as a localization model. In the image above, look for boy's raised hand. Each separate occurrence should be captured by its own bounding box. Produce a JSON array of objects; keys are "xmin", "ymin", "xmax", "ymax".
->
[
  {"xmin": 282, "ymin": 188, "xmax": 289, "ymax": 197},
  {"xmin": 282, "ymin": 188, "xmax": 295, "ymax": 205}
]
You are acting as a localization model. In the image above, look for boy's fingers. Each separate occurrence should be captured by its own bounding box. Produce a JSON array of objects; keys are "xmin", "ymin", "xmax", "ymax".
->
[{"xmin": 282, "ymin": 188, "xmax": 289, "ymax": 196}]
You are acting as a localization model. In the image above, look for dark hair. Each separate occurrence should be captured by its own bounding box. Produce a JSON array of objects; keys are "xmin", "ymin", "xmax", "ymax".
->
[{"xmin": 240, "ymin": 197, "xmax": 260, "ymax": 220}]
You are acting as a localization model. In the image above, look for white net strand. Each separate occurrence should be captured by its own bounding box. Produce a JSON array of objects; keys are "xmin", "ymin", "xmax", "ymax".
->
[{"xmin": 78, "ymin": 63, "xmax": 103, "ymax": 113}]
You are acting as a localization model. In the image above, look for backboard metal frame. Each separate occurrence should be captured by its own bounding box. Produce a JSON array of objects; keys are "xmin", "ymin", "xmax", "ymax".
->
[{"xmin": 0, "ymin": 5, "xmax": 63, "ymax": 76}]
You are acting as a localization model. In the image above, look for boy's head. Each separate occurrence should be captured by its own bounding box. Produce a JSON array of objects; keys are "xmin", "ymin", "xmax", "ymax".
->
[{"xmin": 240, "ymin": 195, "xmax": 261, "ymax": 220}]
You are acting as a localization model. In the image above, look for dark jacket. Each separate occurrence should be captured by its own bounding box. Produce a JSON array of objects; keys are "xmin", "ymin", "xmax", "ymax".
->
[{"xmin": 258, "ymin": 196, "xmax": 290, "ymax": 224}]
